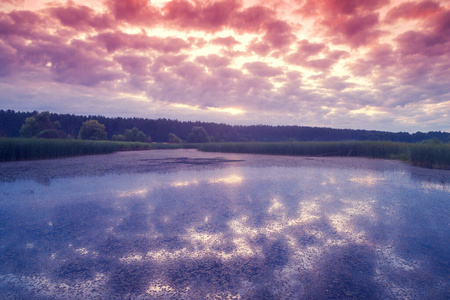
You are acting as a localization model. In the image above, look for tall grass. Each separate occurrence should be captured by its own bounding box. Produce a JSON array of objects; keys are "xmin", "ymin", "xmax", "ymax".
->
[
  {"xmin": 2, "ymin": 139, "xmax": 448, "ymax": 169},
  {"xmin": 409, "ymin": 143, "xmax": 450, "ymax": 168},
  {"xmin": 0, "ymin": 138, "xmax": 154, "ymax": 161},
  {"xmin": 198, "ymin": 141, "xmax": 450, "ymax": 169}
]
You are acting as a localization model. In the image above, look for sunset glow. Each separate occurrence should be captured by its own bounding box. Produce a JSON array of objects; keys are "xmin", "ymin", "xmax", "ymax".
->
[{"xmin": 0, "ymin": 0, "xmax": 449, "ymax": 132}]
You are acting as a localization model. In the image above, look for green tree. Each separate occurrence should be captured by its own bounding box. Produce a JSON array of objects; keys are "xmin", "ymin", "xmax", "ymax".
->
[
  {"xmin": 168, "ymin": 132, "xmax": 182, "ymax": 143},
  {"xmin": 78, "ymin": 120, "xmax": 107, "ymax": 140},
  {"xmin": 186, "ymin": 126, "xmax": 210, "ymax": 143},
  {"xmin": 19, "ymin": 111, "xmax": 67, "ymax": 139},
  {"xmin": 123, "ymin": 127, "xmax": 149, "ymax": 142},
  {"xmin": 112, "ymin": 134, "xmax": 125, "ymax": 141},
  {"xmin": 19, "ymin": 117, "xmax": 38, "ymax": 138}
]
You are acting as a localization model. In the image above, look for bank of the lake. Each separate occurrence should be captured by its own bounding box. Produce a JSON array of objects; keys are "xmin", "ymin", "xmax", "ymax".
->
[
  {"xmin": 198, "ymin": 141, "xmax": 450, "ymax": 169},
  {"xmin": 0, "ymin": 138, "xmax": 185, "ymax": 162},
  {"xmin": 1, "ymin": 138, "xmax": 449, "ymax": 169}
]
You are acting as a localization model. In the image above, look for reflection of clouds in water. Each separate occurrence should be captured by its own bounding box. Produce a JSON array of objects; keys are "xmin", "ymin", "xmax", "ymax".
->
[
  {"xmin": 209, "ymin": 174, "xmax": 244, "ymax": 185},
  {"xmin": 420, "ymin": 181, "xmax": 448, "ymax": 191},
  {"xmin": 349, "ymin": 173, "xmax": 386, "ymax": 186},
  {"xmin": 117, "ymin": 188, "xmax": 150, "ymax": 198},
  {"xmin": 0, "ymin": 161, "xmax": 449, "ymax": 299}
]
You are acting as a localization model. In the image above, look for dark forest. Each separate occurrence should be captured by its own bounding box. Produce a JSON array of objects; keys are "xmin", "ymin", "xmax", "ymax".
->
[{"xmin": 1, "ymin": 109, "xmax": 448, "ymax": 143}]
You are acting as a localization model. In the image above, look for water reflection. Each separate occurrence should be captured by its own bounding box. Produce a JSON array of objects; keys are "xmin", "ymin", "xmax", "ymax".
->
[{"xmin": 0, "ymin": 153, "xmax": 449, "ymax": 299}]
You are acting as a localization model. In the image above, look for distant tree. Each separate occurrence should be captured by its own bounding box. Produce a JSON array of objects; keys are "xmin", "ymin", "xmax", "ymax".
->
[
  {"xmin": 420, "ymin": 138, "xmax": 443, "ymax": 145},
  {"xmin": 19, "ymin": 111, "xmax": 67, "ymax": 139},
  {"xmin": 168, "ymin": 132, "xmax": 182, "ymax": 143},
  {"xmin": 111, "ymin": 134, "xmax": 126, "ymax": 141},
  {"xmin": 19, "ymin": 117, "xmax": 38, "ymax": 138},
  {"xmin": 78, "ymin": 120, "xmax": 107, "ymax": 140},
  {"xmin": 35, "ymin": 129, "xmax": 68, "ymax": 139},
  {"xmin": 186, "ymin": 126, "xmax": 210, "ymax": 143},
  {"xmin": 123, "ymin": 127, "xmax": 150, "ymax": 142}
]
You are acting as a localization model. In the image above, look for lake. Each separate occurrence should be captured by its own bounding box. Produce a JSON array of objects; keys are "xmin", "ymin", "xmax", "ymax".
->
[{"xmin": 0, "ymin": 149, "xmax": 449, "ymax": 299}]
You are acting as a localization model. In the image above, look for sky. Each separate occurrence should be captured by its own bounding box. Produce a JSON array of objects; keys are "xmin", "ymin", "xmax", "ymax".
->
[{"xmin": 0, "ymin": 0, "xmax": 449, "ymax": 133}]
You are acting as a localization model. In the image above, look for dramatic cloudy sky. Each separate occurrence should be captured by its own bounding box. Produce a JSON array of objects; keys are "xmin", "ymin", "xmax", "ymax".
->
[{"xmin": 1, "ymin": 0, "xmax": 449, "ymax": 132}]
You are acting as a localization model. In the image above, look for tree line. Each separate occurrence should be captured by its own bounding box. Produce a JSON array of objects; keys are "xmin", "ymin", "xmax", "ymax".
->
[{"xmin": 0, "ymin": 109, "xmax": 449, "ymax": 143}]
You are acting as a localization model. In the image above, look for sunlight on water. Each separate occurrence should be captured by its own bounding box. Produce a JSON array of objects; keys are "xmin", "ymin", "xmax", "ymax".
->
[{"xmin": 0, "ymin": 151, "xmax": 449, "ymax": 299}]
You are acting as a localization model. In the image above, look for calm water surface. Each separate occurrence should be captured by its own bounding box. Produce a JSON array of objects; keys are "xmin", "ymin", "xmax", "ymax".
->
[{"xmin": 0, "ymin": 150, "xmax": 449, "ymax": 299}]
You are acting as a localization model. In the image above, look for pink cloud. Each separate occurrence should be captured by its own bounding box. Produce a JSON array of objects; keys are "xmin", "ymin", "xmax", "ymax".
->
[
  {"xmin": 230, "ymin": 5, "xmax": 274, "ymax": 33},
  {"xmin": 262, "ymin": 20, "xmax": 296, "ymax": 49},
  {"xmin": 285, "ymin": 40, "xmax": 327, "ymax": 64},
  {"xmin": 299, "ymin": 0, "xmax": 389, "ymax": 16},
  {"xmin": 0, "ymin": 10, "xmax": 45, "ymax": 40},
  {"xmin": 210, "ymin": 36, "xmax": 239, "ymax": 48},
  {"xmin": 0, "ymin": 41, "xmax": 17, "ymax": 76},
  {"xmin": 323, "ymin": 13, "xmax": 382, "ymax": 48},
  {"xmin": 321, "ymin": 76, "xmax": 354, "ymax": 91},
  {"xmin": 196, "ymin": 54, "xmax": 231, "ymax": 69},
  {"xmin": 212, "ymin": 67, "xmax": 243, "ymax": 79},
  {"xmin": 244, "ymin": 61, "xmax": 283, "ymax": 77},
  {"xmin": 328, "ymin": 50, "xmax": 349, "ymax": 60},
  {"xmin": 285, "ymin": 43, "xmax": 347, "ymax": 72},
  {"xmin": 237, "ymin": 77, "xmax": 274, "ymax": 95},
  {"xmin": 305, "ymin": 58, "xmax": 336, "ymax": 70},
  {"xmin": 162, "ymin": 0, "xmax": 241, "ymax": 32},
  {"xmin": 297, "ymin": 0, "xmax": 389, "ymax": 48},
  {"xmin": 172, "ymin": 61, "xmax": 207, "ymax": 82},
  {"xmin": 15, "ymin": 38, "xmax": 122, "ymax": 86},
  {"xmin": 94, "ymin": 31, "xmax": 191, "ymax": 53},
  {"xmin": 385, "ymin": 1, "xmax": 442, "ymax": 23},
  {"xmin": 1, "ymin": 0, "xmax": 24, "ymax": 6},
  {"xmin": 297, "ymin": 39, "xmax": 326, "ymax": 56},
  {"xmin": 150, "ymin": 54, "xmax": 189, "ymax": 72},
  {"xmin": 115, "ymin": 55, "xmax": 151, "ymax": 76},
  {"xmin": 247, "ymin": 40, "xmax": 272, "ymax": 56},
  {"xmin": 49, "ymin": 3, "xmax": 113, "ymax": 30},
  {"xmin": 105, "ymin": 0, "xmax": 160, "ymax": 25},
  {"xmin": 395, "ymin": 9, "xmax": 450, "ymax": 58}
]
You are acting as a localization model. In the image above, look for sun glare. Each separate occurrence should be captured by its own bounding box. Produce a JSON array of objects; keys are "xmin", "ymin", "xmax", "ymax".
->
[{"xmin": 207, "ymin": 107, "xmax": 245, "ymax": 115}]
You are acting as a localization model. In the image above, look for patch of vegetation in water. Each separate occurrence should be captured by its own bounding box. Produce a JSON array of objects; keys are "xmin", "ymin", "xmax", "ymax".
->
[
  {"xmin": 0, "ymin": 138, "xmax": 188, "ymax": 161},
  {"xmin": 198, "ymin": 141, "xmax": 450, "ymax": 169}
]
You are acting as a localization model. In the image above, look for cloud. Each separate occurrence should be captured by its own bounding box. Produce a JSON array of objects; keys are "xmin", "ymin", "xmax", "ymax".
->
[
  {"xmin": 298, "ymin": 0, "xmax": 389, "ymax": 48},
  {"xmin": 230, "ymin": 5, "xmax": 274, "ymax": 33},
  {"xmin": 212, "ymin": 67, "xmax": 243, "ymax": 79},
  {"xmin": 0, "ymin": 10, "xmax": 46, "ymax": 40},
  {"xmin": 115, "ymin": 55, "xmax": 152, "ymax": 76},
  {"xmin": 247, "ymin": 39, "xmax": 272, "ymax": 56},
  {"xmin": 262, "ymin": 20, "xmax": 296, "ymax": 49},
  {"xmin": 286, "ymin": 42, "xmax": 348, "ymax": 72},
  {"xmin": 285, "ymin": 40, "xmax": 327, "ymax": 64},
  {"xmin": 94, "ymin": 31, "xmax": 191, "ymax": 53},
  {"xmin": 244, "ymin": 61, "xmax": 284, "ymax": 77},
  {"xmin": 0, "ymin": 41, "xmax": 17, "ymax": 76},
  {"xmin": 150, "ymin": 54, "xmax": 189, "ymax": 72},
  {"xmin": 385, "ymin": 1, "xmax": 442, "ymax": 23},
  {"xmin": 0, "ymin": 0, "xmax": 24, "ymax": 7},
  {"xmin": 321, "ymin": 76, "xmax": 354, "ymax": 92},
  {"xmin": 299, "ymin": 0, "xmax": 389, "ymax": 16},
  {"xmin": 162, "ymin": 0, "xmax": 241, "ymax": 32},
  {"xmin": 105, "ymin": 0, "xmax": 160, "ymax": 25},
  {"xmin": 0, "ymin": 0, "xmax": 448, "ymax": 132},
  {"xmin": 210, "ymin": 36, "xmax": 240, "ymax": 48},
  {"xmin": 323, "ymin": 13, "xmax": 382, "ymax": 48},
  {"xmin": 196, "ymin": 54, "xmax": 231, "ymax": 69},
  {"xmin": 394, "ymin": 9, "xmax": 450, "ymax": 58},
  {"xmin": 49, "ymin": 2, "xmax": 113, "ymax": 30},
  {"xmin": 46, "ymin": 44, "xmax": 122, "ymax": 86}
]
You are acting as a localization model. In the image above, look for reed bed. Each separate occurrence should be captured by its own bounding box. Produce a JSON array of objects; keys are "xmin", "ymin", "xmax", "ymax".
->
[
  {"xmin": 198, "ymin": 141, "xmax": 450, "ymax": 169},
  {"xmin": 2, "ymin": 139, "xmax": 448, "ymax": 169},
  {"xmin": 0, "ymin": 138, "xmax": 156, "ymax": 161}
]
